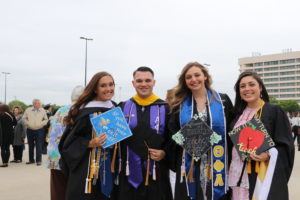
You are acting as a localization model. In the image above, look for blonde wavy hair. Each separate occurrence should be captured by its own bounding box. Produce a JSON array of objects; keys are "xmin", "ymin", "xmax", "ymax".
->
[{"xmin": 170, "ymin": 62, "xmax": 216, "ymax": 112}]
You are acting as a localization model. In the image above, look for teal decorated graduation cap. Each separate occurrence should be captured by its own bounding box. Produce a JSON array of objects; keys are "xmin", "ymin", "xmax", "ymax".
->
[
  {"xmin": 90, "ymin": 107, "xmax": 133, "ymax": 149},
  {"xmin": 228, "ymin": 117, "xmax": 275, "ymax": 161},
  {"xmin": 172, "ymin": 114, "xmax": 218, "ymax": 161}
]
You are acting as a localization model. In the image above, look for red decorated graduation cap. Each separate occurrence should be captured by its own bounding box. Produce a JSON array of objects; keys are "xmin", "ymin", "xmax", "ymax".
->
[{"xmin": 229, "ymin": 117, "xmax": 275, "ymax": 161}]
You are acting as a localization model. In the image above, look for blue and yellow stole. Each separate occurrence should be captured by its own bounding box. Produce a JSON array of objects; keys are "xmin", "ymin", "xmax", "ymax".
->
[{"xmin": 180, "ymin": 90, "xmax": 227, "ymax": 200}]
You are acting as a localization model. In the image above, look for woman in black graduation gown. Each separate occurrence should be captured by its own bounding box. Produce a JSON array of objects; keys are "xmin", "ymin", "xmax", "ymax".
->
[
  {"xmin": 168, "ymin": 62, "xmax": 234, "ymax": 200},
  {"xmin": 228, "ymin": 71, "xmax": 294, "ymax": 200},
  {"xmin": 59, "ymin": 72, "xmax": 117, "ymax": 200},
  {"xmin": 0, "ymin": 104, "xmax": 17, "ymax": 167}
]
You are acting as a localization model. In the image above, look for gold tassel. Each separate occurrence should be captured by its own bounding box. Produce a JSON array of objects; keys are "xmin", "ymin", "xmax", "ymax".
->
[
  {"xmin": 187, "ymin": 153, "xmax": 195, "ymax": 183},
  {"xmin": 247, "ymin": 160, "xmax": 252, "ymax": 174},
  {"xmin": 111, "ymin": 144, "xmax": 118, "ymax": 173},
  {"xmin": 255, "ymin": 161, "xmax": 260, "ymax": 173},
  {"xmin": 88, "ymin": 178, "xmax": 92, "ymax": 193},
  {"xmin": 87, "ymin": 128, "xmax": 97, "ymax": 193},
  {"xmin": 145, "ymin": 153, "xmax": 150, "ymax": 186}
]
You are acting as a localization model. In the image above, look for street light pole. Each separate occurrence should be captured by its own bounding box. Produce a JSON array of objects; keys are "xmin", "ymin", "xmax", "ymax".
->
[
  {"xmin": 80, "ymin": 37, "xmax": 93, "ymax": 86},
  {"xmin": 2, "ymin": 72, "xmax": 10, "ymax": 104}
]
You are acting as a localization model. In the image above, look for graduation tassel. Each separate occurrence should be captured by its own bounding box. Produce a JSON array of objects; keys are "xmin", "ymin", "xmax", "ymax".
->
[
  {"xmin": 88, "ymin": 179, "xmax": 92, "ymax": 193},
  {"xmin": 85, "ymin": 151, "xmax": 92, "ymax": 194},
  {"xmin": 111, "ymin": 144, "xmax": 118, "ymax": 173},
  {"xmin": 86, "ymin": 127, "xmax": 97, "ymax": 194},
  {"xmin": 145, "ymin": 152, "xmax": 150, "ymax": 186},
  {"xmin": 152, "ymin": 162, "xmax": 156, "ymax": 181},
  {"xmin": 126, "ymin": 147, "xmax": 130, "ymax": 176},
  {"xmin": 85, "ymin": 178, "xmax": 90, "ymax": 194},
  {"xmin": 115, "ymin": 143, "xmax": 122, "ymax": 185},
  {"xmin": 180, "ymin": 150, "xmax": 185, "ymax": 183},
  {"xmin": 247, "ymin": 160, "xmax": 252, "ymax": 174},
  {"xmin": 187, "ymin": 153, "xmax": 195, "ymax": 183},
  {"xmin": 255, "ymin": 161, "xmax": 260, "ymax": 173}
]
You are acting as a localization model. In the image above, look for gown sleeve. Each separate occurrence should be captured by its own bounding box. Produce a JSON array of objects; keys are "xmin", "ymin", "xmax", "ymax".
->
[
  {"xmin": 167, "ymin": 108, "xmax": 182, "ymax": 172},
  {"xmin": 59, "ymin": 117, "xmax": 92, "ymax": 173},
  {"xmin": 271, "ymin": 104, "xmax": 294, "ymax": 181}
]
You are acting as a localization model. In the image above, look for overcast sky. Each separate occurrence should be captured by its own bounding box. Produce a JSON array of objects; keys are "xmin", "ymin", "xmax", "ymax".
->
[{"xmin": 0, "ymin": 0, "xmax": 299, "ymax": 105}]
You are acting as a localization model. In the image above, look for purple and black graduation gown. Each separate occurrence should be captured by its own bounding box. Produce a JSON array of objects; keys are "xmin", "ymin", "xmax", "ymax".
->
[{"xmin": 116, "ymin": 98, "xmax": 173, "ymax": 200}]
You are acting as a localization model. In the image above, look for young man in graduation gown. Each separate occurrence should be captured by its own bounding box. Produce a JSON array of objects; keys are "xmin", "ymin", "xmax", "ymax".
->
[{"xmin": 116, "ymin": 66, "xmax": 173, "ymax": 200}]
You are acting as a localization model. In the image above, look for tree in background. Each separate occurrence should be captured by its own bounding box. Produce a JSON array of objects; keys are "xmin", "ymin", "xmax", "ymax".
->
[
  {"xmin": 8, "ymin": 100, "xmax": 28, "ymax": 112},
  {"xmin": 278, "ymin": 100, "xmax": 300, "ymax": 113},
  {"xmin": 269, "ymin": 96, "xmax": 279, "ymax": 104},
  {"xmin": 269, "ymin": 96, "xmax": 299, "ymax": 113},
  {"xmin": 50, "ymin": 104, "xmax": 62, "ymax": 115}
]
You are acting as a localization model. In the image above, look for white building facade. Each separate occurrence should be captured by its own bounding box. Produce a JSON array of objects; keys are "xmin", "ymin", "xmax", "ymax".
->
[{"xmin": 239, "ymin": 51, "xmax": 300, "ymax": 102}]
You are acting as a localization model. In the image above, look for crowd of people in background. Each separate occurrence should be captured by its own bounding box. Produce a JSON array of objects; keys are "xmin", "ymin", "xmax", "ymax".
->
[
  {"xmin": 0, "ymin": 62, "xmax": 297, "ymax": 200},
  {"xmin": 0, "ymin": 100, "xmax": 55, "ymax": 167}
]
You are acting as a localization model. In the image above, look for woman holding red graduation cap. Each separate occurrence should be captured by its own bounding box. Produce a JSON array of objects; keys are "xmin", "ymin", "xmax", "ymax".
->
[
  {"xmin": 228, "ymin": 71, "xmax": 294, "ymax": 200},
  {"xmin": 168, "ymin": 62, "xmax": 234, "ymax": 200},
  {"xmin": 59, "ymin": 72, "xmax": 118, "ymax": 200}
]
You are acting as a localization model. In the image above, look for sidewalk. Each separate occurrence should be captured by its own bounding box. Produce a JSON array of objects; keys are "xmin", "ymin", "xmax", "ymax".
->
[
  {"xmin": 0, "ymin": 146, "xmax": 50, "ymax": 200},
  {"xmin": 0, "ymin": 145, "xmax": 299, "ymax": 200}
]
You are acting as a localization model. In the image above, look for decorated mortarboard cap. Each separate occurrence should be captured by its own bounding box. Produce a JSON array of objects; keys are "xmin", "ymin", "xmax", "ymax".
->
[
  {"xmin": 172, "ymin": 114, "xmax": 221, "ymax": 161},
  {"xmin": 228, "ymin": 117, "xmax": 275, "ymax": 161},
  {"xmin": 124, "ymin": 122, "xmax": 164, "ymax": 160}
]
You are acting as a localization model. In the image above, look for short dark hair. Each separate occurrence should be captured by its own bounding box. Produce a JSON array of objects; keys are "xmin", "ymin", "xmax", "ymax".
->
[{"xmin": 133, "ymin": 66, "xmax": 154, "ymax": 77}]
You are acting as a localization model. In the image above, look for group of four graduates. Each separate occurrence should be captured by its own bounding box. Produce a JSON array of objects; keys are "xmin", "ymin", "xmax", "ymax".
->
[{"xmin": 58, "ymin": 62, "xmax": 294, "ymax": 200}]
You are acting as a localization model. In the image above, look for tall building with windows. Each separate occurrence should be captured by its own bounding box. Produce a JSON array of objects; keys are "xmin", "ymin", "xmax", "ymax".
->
[{"xmin": 239, "ymin": 51, "xmax": 300, "ymax": 102}]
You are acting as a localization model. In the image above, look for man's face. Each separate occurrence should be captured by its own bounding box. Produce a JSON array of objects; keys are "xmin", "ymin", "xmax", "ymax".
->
[
  {"xmin": 132, "ymin": 71, "xmax": 155, "ymax": 98},
  {"xmin": 33, "ymin": 100, "xmax": 41, "ymax": 109}
]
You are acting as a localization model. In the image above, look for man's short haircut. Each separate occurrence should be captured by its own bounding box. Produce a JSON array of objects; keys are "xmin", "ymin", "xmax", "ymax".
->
[
  {"xmin": 71, "ymin": 85, "xmax": 84, "ymax": 101},
  {"xmin": 133, "ymin": 66, "xmax": 154, "ymax": 77},
  {"xmin": 32, "ymin": 99, "xmax": 40, "ymax": 105}
]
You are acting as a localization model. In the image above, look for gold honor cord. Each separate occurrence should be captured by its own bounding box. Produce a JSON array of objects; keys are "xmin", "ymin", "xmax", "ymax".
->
[
  {"xmin": 93, "ymin": 147, "xmax": 102, "ymax": 185},
  {"xmin": 86, "ymin": 112, "xmax": 100, "ymax": 193},
  {"xmin": 86, "ymin": 128, "xmax": 97, "ymax": 193},
  {"xmin": 248, "ymin": 99, "xmax": 265, "ymax": 174}
]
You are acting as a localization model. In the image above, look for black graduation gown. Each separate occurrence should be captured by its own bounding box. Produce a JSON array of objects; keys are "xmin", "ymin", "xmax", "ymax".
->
[
  {"xmin": 59, "ymin": 107, "xmax": 117, "ymax": 200},
  {"xmin": 230, "ymin": 102, "xmax": 294, "ymax": 200},
  {"xmin": 0, "ymin": 112, "xmax": 17, "ymax": 145},
  {"xmin": 116, "ymin": 98, "xmax": 173, "ymax": 200},
  {"xmin": 168, "ymin": 93, "xmax": 234, "ymax": 200}
]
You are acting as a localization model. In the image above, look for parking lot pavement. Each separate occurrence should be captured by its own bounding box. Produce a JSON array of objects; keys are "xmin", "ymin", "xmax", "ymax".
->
[{"xmin": 0, "ymin": 145, "xmax": 299, "ymax": 200}]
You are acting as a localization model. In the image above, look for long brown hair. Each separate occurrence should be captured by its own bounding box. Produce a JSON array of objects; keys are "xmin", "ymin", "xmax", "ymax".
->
[
  {"xmin": 233, "ymin": 71, "xmax": 269, "ymax": 114},
  {"xmin": 170, "ymin": 62, "xmax": 216, "ymax": 112},
  {"xmin": 65, "ymin": 72, "xmax": 115, "ymax": 125}
]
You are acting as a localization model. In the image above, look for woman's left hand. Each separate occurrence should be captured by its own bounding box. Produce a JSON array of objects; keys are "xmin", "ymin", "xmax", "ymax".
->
[{"xmin": 250, "ymin": 152, "xmax": 270, "ymax": 162}]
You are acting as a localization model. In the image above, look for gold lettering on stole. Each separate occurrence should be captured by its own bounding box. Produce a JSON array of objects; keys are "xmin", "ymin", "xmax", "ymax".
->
[{"xmin": 214, "ymin": 174, "xmax": 224, "ymax": 186}]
